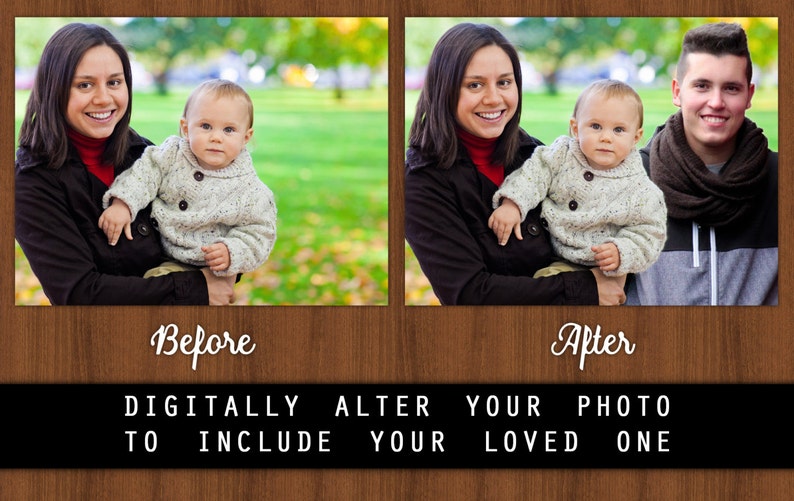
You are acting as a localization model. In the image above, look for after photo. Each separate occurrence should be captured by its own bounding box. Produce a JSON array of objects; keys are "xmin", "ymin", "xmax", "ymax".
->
[{"xmin": 404, "ymin": 17, "xmax": 778, "ymax": 306}]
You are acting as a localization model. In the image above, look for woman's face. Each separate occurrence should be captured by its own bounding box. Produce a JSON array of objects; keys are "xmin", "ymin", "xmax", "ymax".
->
[
  {"xmin": 66, "ymin": 45, "xmax": 129, "ymax": 139},
  {"xmin": 455, "ymin": 44, "xmax": 518, "ymax": 139}
]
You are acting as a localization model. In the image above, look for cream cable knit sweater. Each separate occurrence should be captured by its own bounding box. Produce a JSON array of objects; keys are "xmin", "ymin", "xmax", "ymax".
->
[
  {"xmin": 103, "ymin": 136, "xmax": 276, "ymax": 276},
  {"xmin": 493, "ymin": 135, "xmax": 666, "ymax": 276}
]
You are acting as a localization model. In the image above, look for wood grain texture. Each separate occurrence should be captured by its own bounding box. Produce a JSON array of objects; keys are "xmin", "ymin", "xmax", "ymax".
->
[{"xmin": 2, "ymin": 0, "xmax": 791, "ymax": 499}]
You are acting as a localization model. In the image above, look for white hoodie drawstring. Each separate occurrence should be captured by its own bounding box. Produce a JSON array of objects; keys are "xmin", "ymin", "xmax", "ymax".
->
[
  {"xmin": 691, "ymin": 222, "xmax": 700, "ymax": 268},
  {"xmin": 692, "ymin": 222, "xmax": 719, "ymax": 305},
  {"xmin": 710, "ymin": 227, "xmax": 718, "ymax": 305}
]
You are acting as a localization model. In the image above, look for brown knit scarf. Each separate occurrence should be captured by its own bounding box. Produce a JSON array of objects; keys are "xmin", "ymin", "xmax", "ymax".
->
[{"xmin": 649, "ymin": 111, "xmax": 769, "ymax": 227}]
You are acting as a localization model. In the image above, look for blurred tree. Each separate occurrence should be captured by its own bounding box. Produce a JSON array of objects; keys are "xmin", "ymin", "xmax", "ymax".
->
[
  {"xmin": 115, "ymin": 17, "xmax": 387, "ymax": 97},
  {"xmin": 117, "ymin": 17, "xmax": 245, "ymax": 94},
  {"xmin": 506, "ymin": 18, "xmax": 662, "ymax": 94},
  {"xmin": 275, "ymin": 17, "xmax": 388, "ymax": 99}
]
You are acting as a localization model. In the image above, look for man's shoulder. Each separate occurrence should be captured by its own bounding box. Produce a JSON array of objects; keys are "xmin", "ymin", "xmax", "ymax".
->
[{"xmin": 767, "ymin": 149, "xmax": 778, "ymax": 170}]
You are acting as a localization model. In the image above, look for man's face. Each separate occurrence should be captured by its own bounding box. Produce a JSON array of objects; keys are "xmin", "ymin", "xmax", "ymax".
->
[{"xmin": 672, "ymin": 52, "xmax": 755, "ymax": 164}]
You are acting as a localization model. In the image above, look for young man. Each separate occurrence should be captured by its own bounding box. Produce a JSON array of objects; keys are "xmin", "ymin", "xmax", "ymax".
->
[{"xmin": 626, "ymin": 22, "xmax": 778, "ymax": 305}]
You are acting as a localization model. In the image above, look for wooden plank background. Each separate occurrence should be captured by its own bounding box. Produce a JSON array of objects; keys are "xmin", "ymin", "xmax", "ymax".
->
[{"xmin": 2, "ymin": 0, "xmax": 791, "ymax": 499}]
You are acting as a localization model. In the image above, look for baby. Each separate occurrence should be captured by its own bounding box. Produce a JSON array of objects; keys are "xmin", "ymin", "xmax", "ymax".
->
[
  {"xmin": 489, "ymin": 79, "xmax": 666, "ymax": 277},
  {"xmin": 99, "ymin": 78, "xmax": 277, "ymax": 278}
]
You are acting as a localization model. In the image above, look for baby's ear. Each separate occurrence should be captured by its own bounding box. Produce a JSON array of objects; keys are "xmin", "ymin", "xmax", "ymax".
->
[
  {"xmin": 179, "ymin": 118, "xmax": 188, "ymax": 137},
  {"xmin": 569, "ymin": 117, "xmax": 578, "ymax": 137},
  {"xmin": 634, "ymin": 127, "xmax": 644, "ymax": 144}
]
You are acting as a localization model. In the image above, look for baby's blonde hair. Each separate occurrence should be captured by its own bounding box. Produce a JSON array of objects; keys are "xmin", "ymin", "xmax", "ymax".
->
[
  {"xmin": 570, "ymin": 79, "xmax": 643, "ymax": 135},
  {"xmin": 182, "ymin": 78, "xmax": 254, "ymax": 129}
]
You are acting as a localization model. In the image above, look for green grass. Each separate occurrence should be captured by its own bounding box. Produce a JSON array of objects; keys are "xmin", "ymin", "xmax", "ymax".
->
[
  {"xmin": 14, "ymin": 86, "xmax": 389, "ymax": 305},
  {"xmin": 404, "ymin": 85, "xmax": 779, "ymax": 305}
]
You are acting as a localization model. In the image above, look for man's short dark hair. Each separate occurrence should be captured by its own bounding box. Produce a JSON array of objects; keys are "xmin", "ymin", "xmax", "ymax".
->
[{"xmin": 677, "ymin": 22, "xmax": 753, "ymax": 85}]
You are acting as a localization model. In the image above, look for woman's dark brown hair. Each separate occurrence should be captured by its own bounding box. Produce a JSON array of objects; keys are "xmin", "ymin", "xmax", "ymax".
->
[
  {"xmin": 18, "ymin": 22, "xmax": 134, "ymax": 169},
  {"xmin": 408, "ymin": 23, "xmax": 524, "ymax": 170}
]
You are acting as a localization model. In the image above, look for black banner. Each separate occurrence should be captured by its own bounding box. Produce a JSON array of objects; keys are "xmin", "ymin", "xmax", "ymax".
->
[{"xmin": 2, "ymin": 384, "xmax": 791, "ymax": 468}]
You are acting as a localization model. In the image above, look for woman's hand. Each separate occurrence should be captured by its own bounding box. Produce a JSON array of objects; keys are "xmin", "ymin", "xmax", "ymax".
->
[
  {"xmin": 590, "ymin": 269, "xmax": 627, "ymax": 306},
  {"xmin": 201, "ymin": 267, "xmax": 236, "ymax": 305}
]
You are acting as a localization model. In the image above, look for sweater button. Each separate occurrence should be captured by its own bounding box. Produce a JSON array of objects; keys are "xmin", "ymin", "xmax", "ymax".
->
[
  {"xmin": 179, "ymin": 200, "xmax": 188, "ymax": 211},
  {"xmin": 568, "ymin": 200, "xmax": 578, "ymax": 211},
  {"xmin": 194, "ymin": 171, "xmax": 204, "ymax": 181},
  {"xmin": 136, "ymin": 223, "xmax": 150, "ymax": 236},
  {"xmin": 583, "ymin": 171, "xmax": 594, "ymax": 181},
  {"xmin": 540, "ymin": 218, "xmax": 548, "ymax": 228}
]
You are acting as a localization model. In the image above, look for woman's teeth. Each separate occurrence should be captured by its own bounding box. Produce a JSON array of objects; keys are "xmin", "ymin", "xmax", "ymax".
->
[{"xmin": 478, "ymin": 111, "xmax": 501, "ymax": 120}]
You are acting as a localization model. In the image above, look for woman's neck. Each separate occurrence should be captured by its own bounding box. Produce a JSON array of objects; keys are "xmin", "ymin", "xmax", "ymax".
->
[
  {"xmin": 457, "ymin": 127, "xmax": 504, "ymax": 186},
  {"xmin": 67, "ymin": 128, "xmax": 115, "ymax": 186},
  {"xmin": 67, "ymin": 127, "xmax": 109, "ymax": 153},
  {"xmin": 457, "ymin": 127, "xmax": 498, "ymax": 153}
]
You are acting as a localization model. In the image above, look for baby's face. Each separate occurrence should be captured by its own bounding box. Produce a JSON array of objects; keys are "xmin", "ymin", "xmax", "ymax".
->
[
  {"xmin": 570, "ymin": 95, "xmax": 642, "ymax": 170},
  {"xmin": 180, "ymin": 94, "xmax": 253, "ymax": 170}
]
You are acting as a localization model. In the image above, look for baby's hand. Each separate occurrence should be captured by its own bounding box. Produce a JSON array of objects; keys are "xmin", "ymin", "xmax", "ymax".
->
[
  {"xmin": 488, "ymin": 198, "xmax": 523, "ymax": 246},
  {"xmin": 592, "ymin": 242, "xmax": 620, "ymax": 272},
  {"xmin": 202, "ymin": 243, "xmax": 231, "ymax": 272},
  {"xmin": 98, "ymin": 198, "xmax": 133, "ymax": 246}
]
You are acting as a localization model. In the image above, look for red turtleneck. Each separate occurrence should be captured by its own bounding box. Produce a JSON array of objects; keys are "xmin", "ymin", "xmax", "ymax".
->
[
  {"xmin": 457, "ymin": 127, "xmax": 504, "ymax": 186},
  {"xmin": 67, "ymin": 128, "xmax": 115, "ymax": 187}
]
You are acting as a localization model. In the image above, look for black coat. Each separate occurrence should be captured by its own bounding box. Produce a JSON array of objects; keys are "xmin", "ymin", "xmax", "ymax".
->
[
  {"xmin": 405, "ymin": 129, "xmax": 598, "ymax": 305},
  {"xmin": 15, "ymin": 131, "xmax": 209, "ymax": 305}
]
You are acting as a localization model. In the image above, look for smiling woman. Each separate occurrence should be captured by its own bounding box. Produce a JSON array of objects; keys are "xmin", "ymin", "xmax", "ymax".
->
[{"xmin": 14, "ymin": 22, "xmax": 233, "ymax": 305}]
